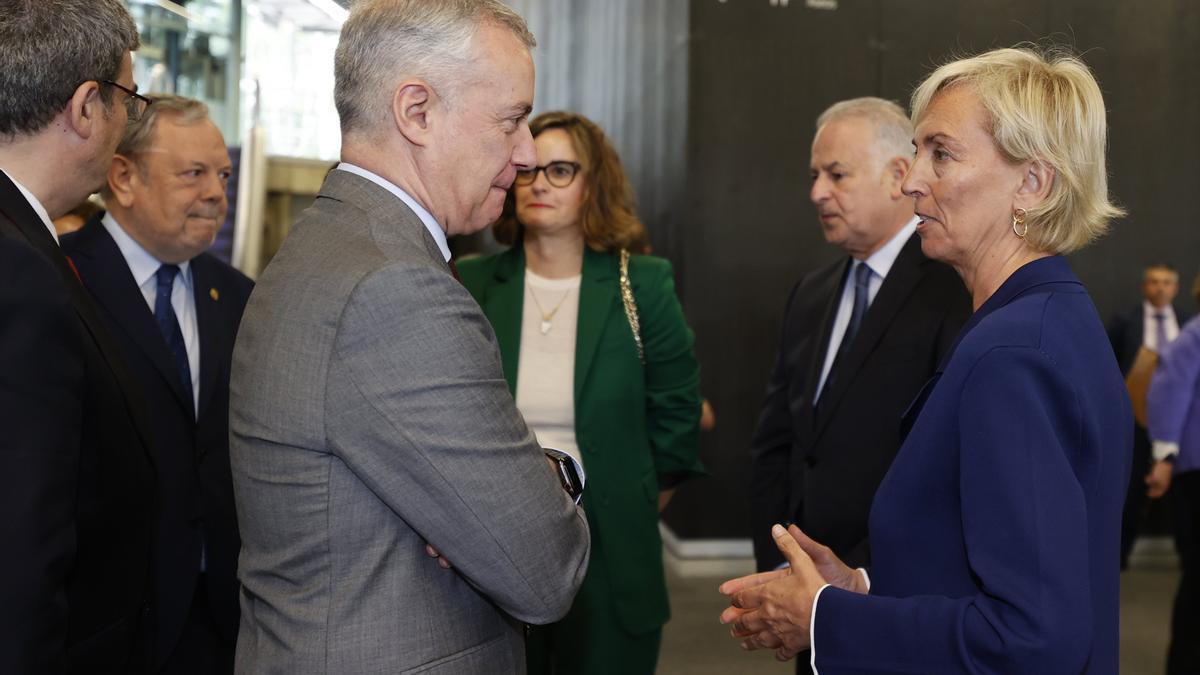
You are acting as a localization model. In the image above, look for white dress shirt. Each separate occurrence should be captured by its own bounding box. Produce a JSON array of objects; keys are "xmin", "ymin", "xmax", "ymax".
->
[
  {"xmin": 813, "ymin": 218, "xmax": 918, "ymax": 402},
  {"xmin": 1142, "ymin": 300, "xmax": 1180, "ymax": 351},
  {"xmin": 103, "ymin": 212, "xmax": 201, "ymax": 415},
  {"xmin": 2, "ymin": 169, "xmax": 58, "ymax": 244},
  {"xmin": 335, "ymin": 162, "xmax": 451, "ymax": 262}
]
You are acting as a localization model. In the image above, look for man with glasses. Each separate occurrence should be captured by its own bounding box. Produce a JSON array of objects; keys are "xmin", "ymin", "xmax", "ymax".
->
[{"xmin": 0, "ymin": 2, "xmax": 156, "ymax": 672}]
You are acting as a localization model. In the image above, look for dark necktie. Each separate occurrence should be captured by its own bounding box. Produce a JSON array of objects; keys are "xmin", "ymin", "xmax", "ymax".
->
[
  {"xmin": 1154, "ymin": 311, "xmax": 1169, "ymax": 351},
  {"xmin": 155, "ymin": 264, "xmax": 194, "ymax": 416},
  {"xmin": 818, "ymin": 262, "xmax": 873, "ymax": 405}
]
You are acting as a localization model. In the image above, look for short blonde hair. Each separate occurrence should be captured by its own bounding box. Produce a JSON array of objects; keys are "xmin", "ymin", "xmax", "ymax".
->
[{"xmin": 910, "ymin": 47, "xmax": 1125, "ymax": 254}]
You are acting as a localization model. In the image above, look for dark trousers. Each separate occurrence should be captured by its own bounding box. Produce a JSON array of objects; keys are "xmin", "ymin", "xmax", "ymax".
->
[
  {"xmin": 1168, "ymin": 470, "xmax": 1200, "ymax": 674},
  {"xmin": 1121, "ymin": 424, "xmax": 1153, "ymax": 568},
  {"xmin": 160, "ymin": 576, "xmax": 235, "ymax": 675}
]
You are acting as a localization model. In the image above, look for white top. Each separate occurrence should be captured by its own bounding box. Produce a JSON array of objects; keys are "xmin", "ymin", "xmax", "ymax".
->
[
  {"xmin": 515, "ymin": 269, "xmax": 582, "ymax": 464},
  {"xmin": 2, "ymin": 169, "xmax": 58, "ymax": 244},
  {"xmin": 814, "ymin": 218, "xmax": 918, "ymax": 402},
  {"xmin": 103, "ymin": 212, "xmax": 200, "ymax": 415},
  {"xmin": 335, "ymin": 162, "xmax": 451, "ymax": 262},
  {"xmin": 1142, "ymin": 300, "xmax": 1180, "ymax": 351}
]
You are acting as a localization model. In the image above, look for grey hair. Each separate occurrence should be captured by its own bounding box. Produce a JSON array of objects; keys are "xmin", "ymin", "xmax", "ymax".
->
[
  {"xmin": 100, "ymin": 94, "xmax": 210, "ymax": 198},
  {"xmin": 816, "ymin": 97, "xmax": 914, "ymax": 164},
  {"xmin": 334, "ymin": 0, "xmax": 536, "ymax": 137},
  {"xmin": 0, "ymin": 0, "xmax": 139, "ymax": 137},
  {"xmin": 116, "ymin": 94, "xmax": 210, "ymax": 158}
]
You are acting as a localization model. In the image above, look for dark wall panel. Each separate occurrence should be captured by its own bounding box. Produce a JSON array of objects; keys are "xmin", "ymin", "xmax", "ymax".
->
[{"xmin": 665, "ymin": 0, "xmax": 1200, "ymax": 541}]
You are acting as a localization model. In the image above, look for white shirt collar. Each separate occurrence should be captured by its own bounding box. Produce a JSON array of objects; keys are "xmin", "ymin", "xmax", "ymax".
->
[
  {"xmin": 2, "ymin": 169, "xmax": 58, "ymax": 245},
  {"xmin": 102, "ymin": 211, "xmax": 191, "ymax": 288},
  {"xmin": 1144, "ymin": 300, "xmax": 1176, "ymax": 320},
  {"xmin": 334, "ymin": 162, "xmax": 451, "ymax": 262},
  {"xmin": 857, "ymin": 216, "xmax": 918, "ymax": 279}
]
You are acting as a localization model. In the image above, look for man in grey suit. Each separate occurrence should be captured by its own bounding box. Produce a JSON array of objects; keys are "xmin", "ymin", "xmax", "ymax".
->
[{"xmin": 229, "ymin": 1, "xmax": 590, "ymax": 672}]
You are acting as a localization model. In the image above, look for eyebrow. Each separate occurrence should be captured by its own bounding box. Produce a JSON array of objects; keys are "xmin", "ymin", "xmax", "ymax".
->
[{"xmin": 813, "ymin": 161, "xmax": 847, "ymax": 172}]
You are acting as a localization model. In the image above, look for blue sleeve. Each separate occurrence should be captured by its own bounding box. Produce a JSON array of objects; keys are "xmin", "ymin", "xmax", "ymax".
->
[
  {"xmin": 1147, "ymin": 319, "xmax": 1200, "ymax": 445},
  {"xmin": 813, "ymin": 347, "xmax": 1093, "ymax": 674}
]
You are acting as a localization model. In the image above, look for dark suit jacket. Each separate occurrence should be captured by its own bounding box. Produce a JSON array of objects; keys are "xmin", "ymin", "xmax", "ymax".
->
[
  {"xmin": 1108, "ymin": 302, "xmax": 1193, "ymax": 375},
  {"xmin": 749, "ymin": 232, "xmax": 969, "ymax": 571},
  {"xmin": 459, "ymin": 246, "xmax": 704, "ymax": 634},
  {"xmin": 62, "ymin": 214, "xmax": 252, "ymax": 667},
  {"xmin": 813, "ymin": 256, "xmax": 1129, "ymax": 674},
  {"xmin": 0, "ymin": 173, "xmax": 155, "ymax": 673}
]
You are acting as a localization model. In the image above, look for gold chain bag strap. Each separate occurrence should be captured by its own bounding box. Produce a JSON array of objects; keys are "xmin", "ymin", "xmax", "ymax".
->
[{"xmin": 618, "ymin": 249, "xmax": 645, "ymax": 365}]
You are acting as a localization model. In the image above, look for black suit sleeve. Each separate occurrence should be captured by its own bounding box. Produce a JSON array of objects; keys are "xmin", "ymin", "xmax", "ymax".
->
[
  {"xmin": 0, "ymin": 238, "xmax": 84, "ymax": 673},
  {"xmin": 748, "ymin": 281, "xmax": 803, "ymax": 572}
]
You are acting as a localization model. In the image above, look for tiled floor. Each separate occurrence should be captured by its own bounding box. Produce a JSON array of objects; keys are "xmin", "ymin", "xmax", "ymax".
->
[{"xmin": 658, "ymin": 564, "xmax": 1179, "ymax": 674}]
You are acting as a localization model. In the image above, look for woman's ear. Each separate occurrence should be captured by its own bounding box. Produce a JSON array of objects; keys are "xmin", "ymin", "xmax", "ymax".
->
[{"xmin": 1015, "ymin": 159, "xmax": 1055, "ymax": 210}]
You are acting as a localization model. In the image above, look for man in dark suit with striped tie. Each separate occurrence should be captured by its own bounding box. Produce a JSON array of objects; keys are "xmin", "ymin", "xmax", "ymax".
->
[
  {"xmin": 63, "ymin": 94, "xmax": 253, "ymax": 674},
  {"xmin": 0, "ymin": 2, "xmax": 157, "ymax": 671}
]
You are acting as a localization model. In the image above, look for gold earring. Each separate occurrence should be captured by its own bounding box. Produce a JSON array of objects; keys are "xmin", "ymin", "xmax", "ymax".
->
[{"xmin": 1012, "ymin": 208, "xmax": 1028, "ymax": 238}]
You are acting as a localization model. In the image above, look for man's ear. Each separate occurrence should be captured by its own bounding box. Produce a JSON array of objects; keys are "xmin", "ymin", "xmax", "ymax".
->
[
  {"xmin": 107, "ymin": 155, "xmax": 139, "ymax": 208},
  {"xmin": 64, "ymin": 81, "xmax": 106, "ymax": 140},
  {"xmin": 390, "ymin": 79, "xmax": 438, "ymax": 146},
  {"xmin": 885, "ymin": 155, "xmax": 911, "ymax": 200},
  {"xmin": 1015, "ymin": 159, "xmax": 1055, "ymax": 210}
]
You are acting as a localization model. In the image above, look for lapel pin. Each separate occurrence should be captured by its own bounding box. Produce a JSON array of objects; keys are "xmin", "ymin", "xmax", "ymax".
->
[{"xmin": 210, "ymin": 288, "xmax": 220, "ymax": 301}]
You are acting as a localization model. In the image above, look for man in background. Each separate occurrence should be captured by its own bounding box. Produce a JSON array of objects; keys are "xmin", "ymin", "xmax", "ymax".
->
[
  {"xmin": 749, "ymin": 97, "xmax": 969, "ymax": 578},
  {"xmin": 0, "ymin": 1, "xmax": 156, "ymax": 671},
  {"xmin": 229, "ymin": 1, "xmax": 589, "ymax": 672},
  {"xmin": 62, "ymin": 94, "xmax": 251, "ymax": 673},
  {"xmin": 1109, "ymin": 263, "xmax": 1192, "ymax": 568}
]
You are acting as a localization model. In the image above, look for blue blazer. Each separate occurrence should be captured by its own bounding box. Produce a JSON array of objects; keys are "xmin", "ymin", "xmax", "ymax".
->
[{"xmin": 812, "ymin": 256, "xmax": 1130, "ymax": 674}]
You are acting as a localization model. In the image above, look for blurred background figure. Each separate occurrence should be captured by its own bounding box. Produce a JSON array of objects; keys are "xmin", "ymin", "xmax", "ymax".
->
[
  {"xmin": 1109, "ymin": 263, "xmax": 1192, "ymax": 569},
  {"xmin": 459, "ymin": 110, "xmax": 704, "ymax": 675},
  {"xmin": 61, "ymin": 94, "xmax": 251, "ymax": 674},
  {"xmin": 52, "ymin": 198, "xmax": 103, "ymax": 237},
  {"xmin": 1146, "ymin": 272, "xmax": 1200, "ymax": 674}
]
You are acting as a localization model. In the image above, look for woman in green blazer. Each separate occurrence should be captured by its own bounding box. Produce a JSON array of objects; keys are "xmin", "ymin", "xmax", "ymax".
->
[{"xmin": 458, "ymin": 111, "xmax": 703, "ymax": 674}]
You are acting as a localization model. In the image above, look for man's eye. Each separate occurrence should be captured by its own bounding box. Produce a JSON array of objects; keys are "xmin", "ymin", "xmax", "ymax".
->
[{"xmin": 933, "ymin": 148, "xmax": 950, "ymax": 161}]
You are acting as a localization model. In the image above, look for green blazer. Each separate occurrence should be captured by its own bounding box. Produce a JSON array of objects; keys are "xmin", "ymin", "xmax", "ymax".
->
[{"xmin": 458, "ymin": 246, "xmax": 703, "ymax": 633}]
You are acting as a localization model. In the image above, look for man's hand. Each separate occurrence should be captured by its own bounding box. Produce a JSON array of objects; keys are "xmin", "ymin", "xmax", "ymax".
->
[
  {"xmin": 425, "ymin": 543, "xmax": 452, "ymax": 569},
  {"xmin": 718, "ymin": 524, "xmax": 829, "ymax": 660},
  {"xmin": 658, "ymin": 489, "xmax": 676, "ymax": 513},
  {"xmin": 1146, "ymin": 459, "xmax": 1174, "ymax": 499}
]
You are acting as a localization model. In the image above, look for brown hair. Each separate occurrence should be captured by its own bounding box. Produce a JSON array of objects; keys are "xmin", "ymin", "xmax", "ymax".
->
[{"xmin": 493, "ymin": 111, "xmax": 648, "ymax": 253}]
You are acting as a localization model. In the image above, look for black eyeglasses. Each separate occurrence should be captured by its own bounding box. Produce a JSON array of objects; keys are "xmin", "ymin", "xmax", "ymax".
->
[
  {"xmin": 100, "ymin": 80, "xmax": 152, "ymax": 122},
  {"xmin": 515, "ymin": 161, "xmax": 582, "ymax": 188}
]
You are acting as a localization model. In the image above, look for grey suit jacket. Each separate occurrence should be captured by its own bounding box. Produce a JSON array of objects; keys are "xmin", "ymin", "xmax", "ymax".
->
[{"xmin": 229, "ymin": 169, "xmax": 590, "ymax": 674}]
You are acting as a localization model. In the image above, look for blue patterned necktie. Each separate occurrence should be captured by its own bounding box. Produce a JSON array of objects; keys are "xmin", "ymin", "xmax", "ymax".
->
[
  {"xmin": 818, "ymin": 262, "xmax": 873, "ymax": 405},
  {"xmin": 155, "ymin": 264, "xmax": 194, "ymax": 416},
  {"xmin": 1154, "ymin": 312, "xmax": 1169, "ymax": 351}
]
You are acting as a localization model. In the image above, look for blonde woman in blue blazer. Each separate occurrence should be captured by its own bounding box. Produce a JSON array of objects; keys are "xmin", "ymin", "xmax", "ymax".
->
[{"xmin": 458, "ymin": 111, "xmax": 703, "ymax": 675}]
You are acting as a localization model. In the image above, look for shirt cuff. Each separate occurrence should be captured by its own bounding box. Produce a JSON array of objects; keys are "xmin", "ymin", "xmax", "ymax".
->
[
  {"xmin": 1153, "ymin": 441, "xmax": 1181, "ymax": 463},
  {"xmin": 810, "ymin": 583, "xmax": 830, "ymax": 674},
  {"xmin": 857, "ymin": 567, "xmax": 871, "ymax": 592}
]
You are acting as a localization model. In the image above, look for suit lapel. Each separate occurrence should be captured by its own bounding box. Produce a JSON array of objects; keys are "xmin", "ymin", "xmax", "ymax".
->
[
  {"xmin": 813, "ymin": 235, "xmax": 925, "ymax": 438},
  {"xmin": 484, "ymin": 248, "xmax": 525, "ymax": 395},
  {"xmin": 70, "ymin": 215, "xmax": 194, "ymax": 417},
  {"xmin": 192, "ymin": 255, "xmax": 220, "ymax": 420},
  {"xmin": 801, "ymin": 259, "xmax": 851, "ymax": 421},
  {"xmin": 0, "ymin": 177, "xmax": 155, "ymax": 460},
  {"xmin": 574, "ymin": 248, "xmax": 617, "ymax": 402}
]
